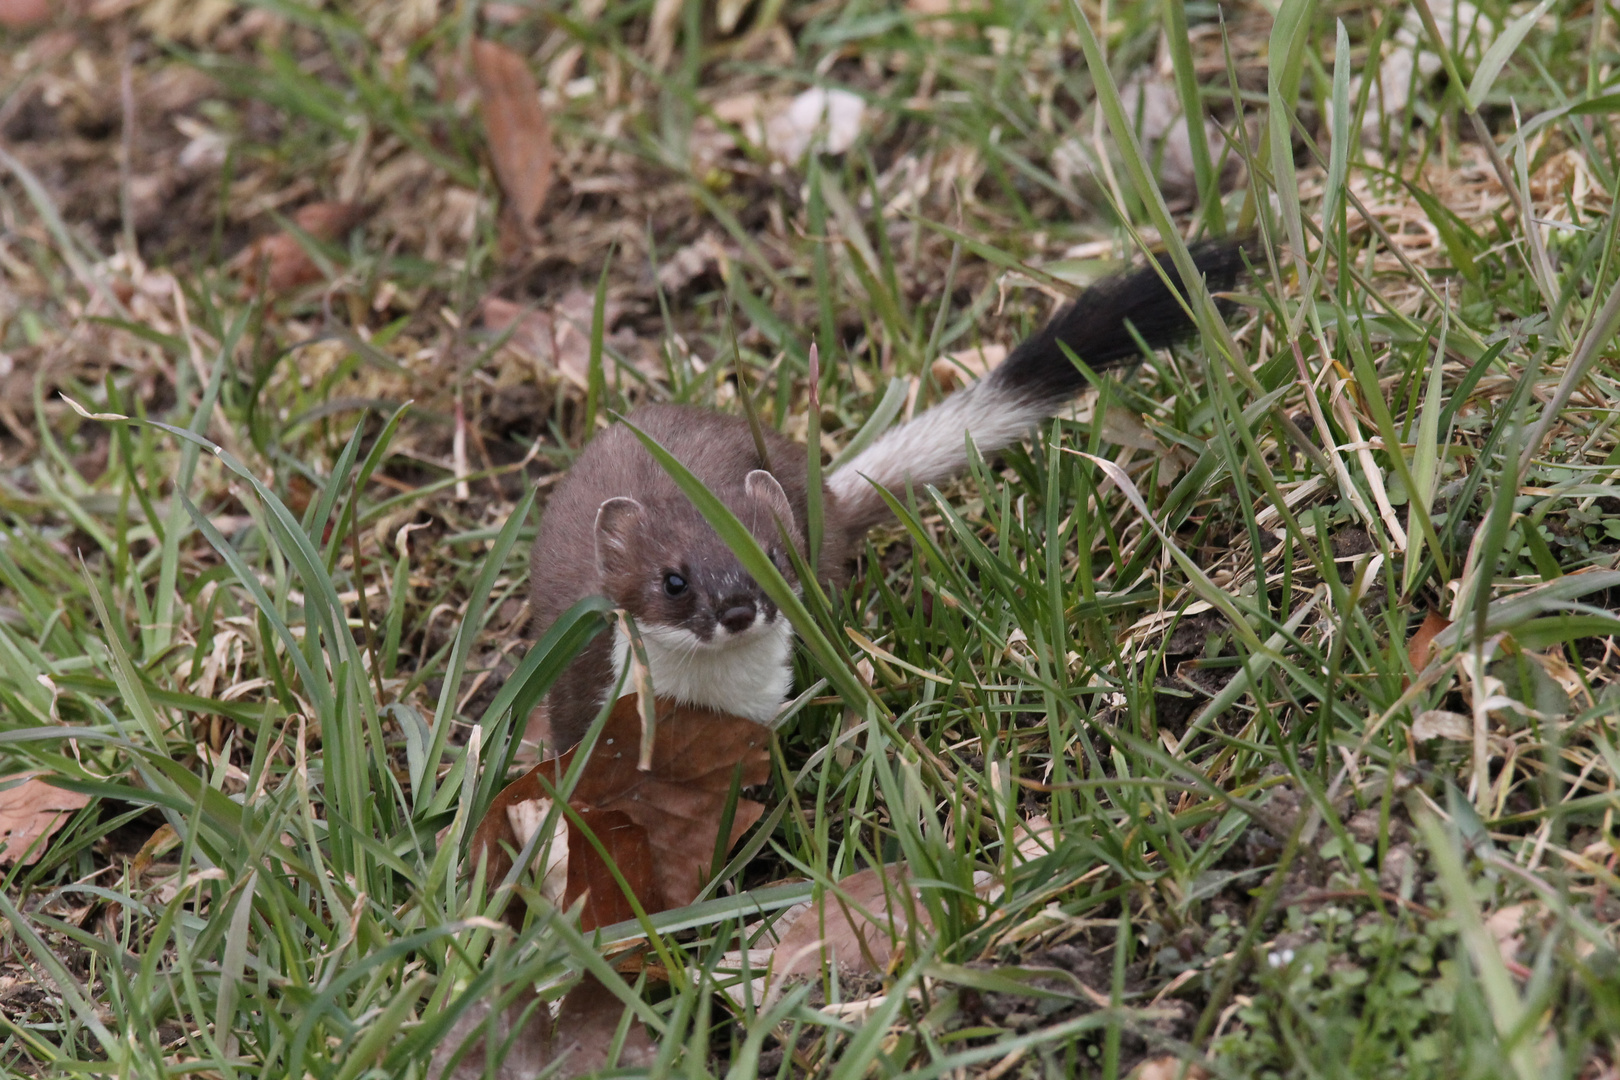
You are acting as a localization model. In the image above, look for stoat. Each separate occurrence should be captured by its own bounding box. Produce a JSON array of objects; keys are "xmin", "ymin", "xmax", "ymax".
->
[{"xmin": 529, "ymin": 241, "xmax": 1247, "ymax": 748}]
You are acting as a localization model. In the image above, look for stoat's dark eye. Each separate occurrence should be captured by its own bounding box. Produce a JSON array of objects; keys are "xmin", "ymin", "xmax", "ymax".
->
[{"xmin": 662, "ymin": 572, "xmax": 688, "ymax": 597}]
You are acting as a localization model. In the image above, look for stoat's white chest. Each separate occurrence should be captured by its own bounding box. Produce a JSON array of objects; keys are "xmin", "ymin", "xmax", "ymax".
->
[{"xmin": 610, "ymin": 617, "xmax": 795, "ymax": 726}]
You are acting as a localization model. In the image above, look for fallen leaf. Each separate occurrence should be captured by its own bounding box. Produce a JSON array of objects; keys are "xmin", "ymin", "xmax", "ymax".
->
[
  {"xmin": 645, "ymin": 0, "xmax": 683, "ymax": 71},
  {"xmin": 233, "ymin": 202, "xmax": 367, "ymax": 295},
  {"xmin": 1484, "ymin": 902, "xmax": 1539, "ymax": 979},
  {"xmin": 1334, "ymin": 2, "xmax": 1481, "ymax": 142},
  {"xmin": 430, "ymin": 975, "xmax": 656, "ymax": 1080},
  {"xmin": 1485, "ymin": 903, "xmax": 1532, "ymax": 962},
  {"xmin": 710, "ymin": 91, "xmax": 769, "ymax": 129},
  {"xmin": 471, "ymin": 39, "xmax": 554, "ymax": 232},
  {"xmin": 550, "ymin": 977, "xmax": 657, "ymax": 1071},
  {"xmin": 763, "ymin": 87, "xmax": 866, "ymax": 161},
  {"xmin": 1411, "ymin": 709, "xmax": 1472, "ymax": 742},
  {"xmin": 430, "ymin": 988, "xmax": 551, "ymax": 1080},
  {"xmin": 481, "ymin": 3, "xmax": 530, "ymax": 25},
  {"xmin": 1099, "ymin": 408, "xmax": 1168, "ymax": 453},
  {"xmin": 703, "ymin": 87, "xmax": 867, "ymax": 166},
  {"xmin": 656, "ymin": 233, "xmax": 730, "ymax": 294},
  {"xmin": 470, "ymin": 696, "xmax": 771, "ymax": 931},
  {"xmin": 906, "ymin": 0, "xmax": 989, "ymax": 36},
  {"xmin": 1130, "ymin": 1058, "xmax": 1211, "ymax": 1080},
  {"xmin": 1012, "ymin": 814, "xmax": 1055, "ymax": 861},
  {"xmin": 0, "ymin": 0, "xmax": 51, "ymax": 30},
  {"xmin": 141, "ymin": 65, "xmax": 220, "ymax": 115},
  {"xmin": 767, "ymin": 864, "xmax": 931, "ymax": 988},
  {"xmin": 482, "ymin": 290, "xmax": 655, "ymax": 392},
  {"xmin": 480, "ymin": 298, "xmax": 555, "ymax": 371},
  {"xmin": 501, "ymin": 794, "xmax": 569, "ymax": 907},
  {"xmin": 1407, "ymin": 610, "xmax": 1451, "ymax": 676},
  {"xmin": 564, "ymin": 806, "xmax": 655, "ymax": 931},
  {"xmin": 1052, "ymin": 75, "xmax": 1246, "ymax": 209},
  {"xmin": 714, "ymin": 0, "xmax": 752, "ymax": 34},
  {"xmin": 930, "ymin": 344, "xmax": 1007, "ymax": 392},
  {"xmin": 129, "ymin": 822, "xmax": 180, "ymax": 878},
  {"xmin": 136, "ymin": 0, "xmax": 233, "ymax": 42},
  {"xmin": 0, "ymin": 774, "xmax": 91, "ymax": 866}
]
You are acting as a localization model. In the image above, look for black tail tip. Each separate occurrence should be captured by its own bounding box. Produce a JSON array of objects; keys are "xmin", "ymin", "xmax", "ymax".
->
[
  {"xmin": 993, "ymin": 234, "xmax": 1260, "ymax": 396},
  {"xmin": 1167, "ymin": 234, "xmax": 1260, "ymax": 294},
  {"xmin": 1116, "ymin": 234, "xmax": 1260, "ymax": 335}
]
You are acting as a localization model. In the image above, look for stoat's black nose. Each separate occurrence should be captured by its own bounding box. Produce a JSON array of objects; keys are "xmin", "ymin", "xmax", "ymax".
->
[{"xmin": 718, "ymin": 601, "xmax": 756, "ymax": 634}]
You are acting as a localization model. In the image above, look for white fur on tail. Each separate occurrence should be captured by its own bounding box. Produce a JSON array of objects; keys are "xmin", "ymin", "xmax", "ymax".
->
[{"xmin": 826, "ymin": 381, "xmax": 1047, "ymax": 503}]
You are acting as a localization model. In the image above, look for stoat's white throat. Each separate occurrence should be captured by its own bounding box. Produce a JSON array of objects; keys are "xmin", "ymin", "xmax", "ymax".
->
[{"xmin": 609, "ymin": 613, "xmax": 795, "ymax": 726}]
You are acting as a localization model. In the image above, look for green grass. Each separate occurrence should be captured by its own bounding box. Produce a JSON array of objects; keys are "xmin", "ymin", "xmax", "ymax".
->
[{"xmin": 1, "ymin": 0, "xmax": 1618, "ymax": 1076}]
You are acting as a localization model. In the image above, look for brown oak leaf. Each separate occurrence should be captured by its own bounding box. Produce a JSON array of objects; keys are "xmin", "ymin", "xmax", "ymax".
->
[
  {"xmin": 0, "ymin": 0, "xmax": 50, "ymax": 30},
  {"xmin": 470, "ymin": 696, "xmax": 771, "ymax": 931},
  {"xmin": 1405, "ymin": 610, "xmax": 1451, "ymax": 688},
  {"xmin": 768, "ymin": 864, "xmax": 932, "ymax": 985},
  {"xmin": 430, "ymin": 975, "xmax": 655, "ymax": 1079},
  {"xmin": 471, "ymin": 39, "xmax": 554, "ymax": 234},
  {"xmin": 0, "ymin": 773, "xmax": 91, "ymax": 866},
  {"xmin": 480, "ymin": 289, "xmax": 634, "ymax": 392},
  {"xmin": 232, "ymin": 201, "xmax": 367, "ymax": 295}
]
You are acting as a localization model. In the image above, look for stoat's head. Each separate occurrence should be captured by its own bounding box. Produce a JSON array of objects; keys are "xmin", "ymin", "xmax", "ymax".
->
[{"xmin": 593, "ymin": 469, "xmax": 801, "ymax": 646}]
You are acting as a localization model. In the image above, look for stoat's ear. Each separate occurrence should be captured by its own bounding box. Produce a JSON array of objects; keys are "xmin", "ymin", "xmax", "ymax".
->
[
  {"xmin": 745, "ymin": 470, "xmax": 795, "ymax": 527},
  {"xmin": 745, "ymin": 469, "xmax": 802, "ymax": 551},
  {"xmin": 594, "ymin": 496, "xmax": 645, "ymax": 577}
]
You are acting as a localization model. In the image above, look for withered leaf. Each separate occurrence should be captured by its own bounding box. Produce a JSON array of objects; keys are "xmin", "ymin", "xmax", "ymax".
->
[
  {"xmin": 1130, "ymin": 1059, "xmax": 1212, "ymax": 1080},
  {"xmin": 0, "ymin": 773, "xmax": 91, "ymax": 866},
  {"xmin": 0, "ymin": 0, "xmax": 50, "ymax": 30},
  {"xmin": 233, "ymin": 201, "xmax": 367, "ymax": 295},
  {"xmin": 482, "ymin": 289, "xmax": 660, "ymax": 393},
  {"xmin": 1407, "ymin": 610, "xmax": 1451, "ymax": 677},
  {"xmin": 430, "ymin": 975, "xmax": 655, "ymax": 1080},
  {"xmin": 767, "ymin": 863, "xmax": 932, "ymax": 986},
  {"xmin": 1411, "ymin": 709, "xmax": 1472, "ymax": 742},
  {"xmin": 470, "ymin": 696, "xmax": 770, "ymax": 931},
  {"xmin": 471, "ymin": 39, "xmax": 554, "ymax": 232},
  {"xmin": 930, "ymin": 344, "xmax": 1007, "ymax": 392}
]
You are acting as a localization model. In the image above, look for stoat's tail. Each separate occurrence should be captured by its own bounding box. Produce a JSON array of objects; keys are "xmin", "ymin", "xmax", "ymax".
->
[{"xmin": 825, "ymin": 240, "xmax": 1249, "ymax": 537}]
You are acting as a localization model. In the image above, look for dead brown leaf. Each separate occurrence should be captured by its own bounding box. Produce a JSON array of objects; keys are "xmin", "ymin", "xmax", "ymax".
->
[
  {"xmin": 0, "ymin": 773, "xmax": 91, "ymax": 866},
  {"xmin": 763, "ymin": 87, "xmax": 866, "ymax": 161},
  {"xmin": 1012, "ymin": 814, "xmax": 1056, "ymax": 861},
  {"xmin": 768, "ymin": 864, "xmax": 931, "ymax": 985},
  {"xmin": 471, "ymin": 39, "xmax": 554, "ymax": 233},
  {"xmin": 1484, "ymin": 902, "xmax": 1540, "ymax": 979},
  {"xmin": 0, "ymin": 0, "xmax": 51, "ymax": 30},
  {"xmin": 1129, "ymin": 1058, "xmax": 1211, "ymax": 1080},
  {"xmin": 430, "ymin": 988, "xmax": 551, "ymax": 1080},
  {"xmin": 482, "ymin": 290, "xmax": 655, "ymax": 393},
  {"xmin": 907, "ymin": 0, "xmax": 989, "ymax": 19},
  {"xmin": 232, "ymin": 201, "xmax": 367, "ymax": 295},
  {"xmin": 430, "ymin": 975, "xmax": 656, "ymax": 1080},
  {"xmin": 1411, "ymin": 709, "xmax": 1471, "ymax": 742},
  {"xmin": 470, "ymin": 696, "xmax": 770, "ymax": 931},
  {"xmin": 1407, "ymin": 610, "xmax": 1451, "ymax": 677},
  {"xmin": 645, "ymin": 0, "xmax": 683, "ymax": 70},
  {"xmin": 656, "ymin": 233, "xmax": 731, "ymax": 294},
  {"xmin": 699, "ymin": 87, "xmax": 867, "ymax": 165},
  {"xmin": 1099, "ymin": 408, "xmax": 1169, "ymax": 453},
  {"xmin": 930, "ymin": 344, "xmax": 1007, "ymax": 392}
]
